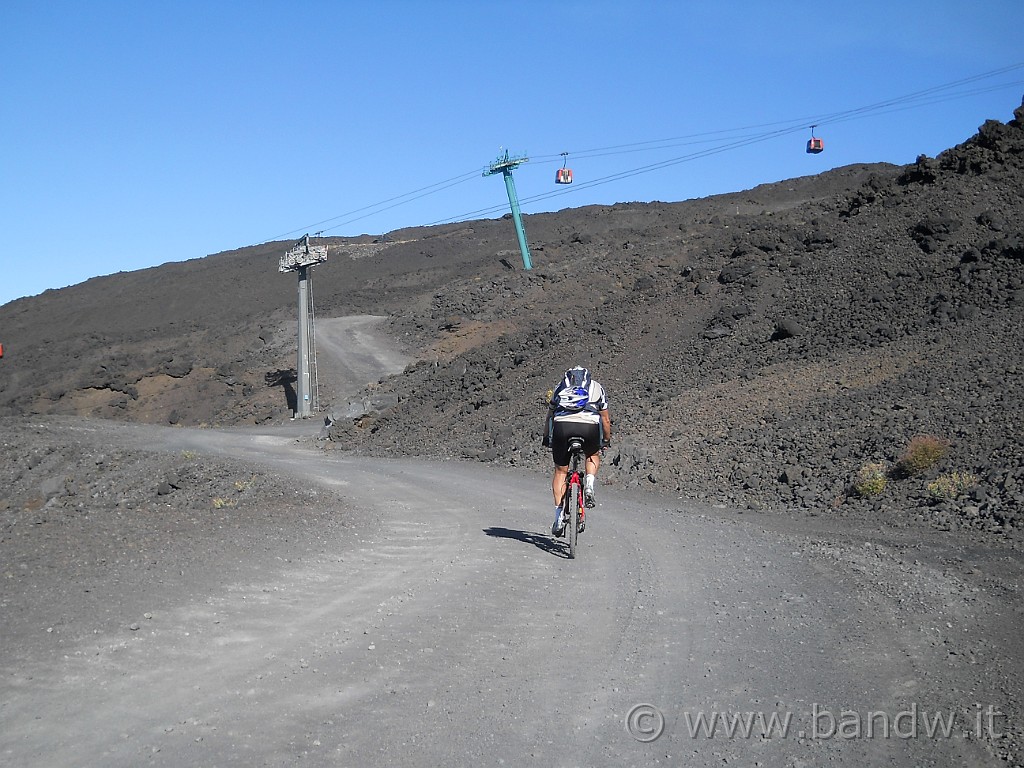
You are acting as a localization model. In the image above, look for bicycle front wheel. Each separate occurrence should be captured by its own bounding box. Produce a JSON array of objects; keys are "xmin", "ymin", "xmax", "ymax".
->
[{"xmin": 567, "ymin": 482, "xmax": 580, "ymax": 559}]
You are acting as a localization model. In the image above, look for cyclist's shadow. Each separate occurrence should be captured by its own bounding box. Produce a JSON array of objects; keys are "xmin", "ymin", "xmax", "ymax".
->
[{"xmin": 483, "ymin": 527, "xmax": 571, "ymax": 559}]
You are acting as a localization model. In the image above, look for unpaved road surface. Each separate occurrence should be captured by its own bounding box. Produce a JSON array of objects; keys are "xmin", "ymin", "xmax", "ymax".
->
[
  {"xmin": 313, "ymin": 315, "xmax": 409, "ymax": 416},
  {"xmin": 2, "ymin": 317, "xmax": 1019, "ymax": 767},
  {"xmin": 2, "ymin": 420, "xmax": 1014, "ymax": 767}
]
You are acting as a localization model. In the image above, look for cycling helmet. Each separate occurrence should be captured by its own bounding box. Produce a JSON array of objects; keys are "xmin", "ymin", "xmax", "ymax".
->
[{"xmin": 563, "ymin": 365, "xmax": 592, "ymax": 389}]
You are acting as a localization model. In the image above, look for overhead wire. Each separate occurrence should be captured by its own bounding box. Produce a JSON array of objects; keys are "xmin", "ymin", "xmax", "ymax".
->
[
  {"xmin": 528, "ymin": 62, "xmax": 1024, "ymax": 165},
  {"xmin": 431, "ymin": 68, "xmax": 1024, "ymax": 226},
  {"xmin": 263, "ymin": 168, "xmax": 482, "ymax": 242},
  {"xmin": 268, "ymin": 62, "xmax": 1024, "ymax": 241},
  {"xmin": 805, "ymin": 80, "xmax": 1024, "ymax": 130},
  {"xmin": 429, "ymin": 122, "xmax": 807, "ymax": 226},
  {"xmin": 807, "ymin": 62, "xmax": 1024, "ymax": 130},
  {"xmin": 311, "ymin": 172, "xmax": 480, "ymax": 236}
]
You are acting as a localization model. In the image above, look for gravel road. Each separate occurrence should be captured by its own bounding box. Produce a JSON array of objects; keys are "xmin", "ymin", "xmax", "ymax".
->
[
  {"xmin": 1, "ymin": 316, "xmax": 1017, "ymax": 766},
  {"xmin": 1, "ymin": 419, "xmax": 1010, "ymax": 767}
]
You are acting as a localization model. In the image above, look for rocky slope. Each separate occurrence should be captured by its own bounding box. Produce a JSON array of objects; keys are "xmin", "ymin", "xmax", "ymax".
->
[
  {"xmin": 1, "ymin": 103, "xmax": 1022, "ymax": 542},
  {"xmin": 333, "ymin": 105, "xmax": 1024, "ymax": 540}
]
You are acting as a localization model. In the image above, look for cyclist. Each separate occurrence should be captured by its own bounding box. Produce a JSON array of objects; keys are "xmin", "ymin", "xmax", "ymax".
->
[{"xmin": 543, "ymin": 365, "xmax": 612, "ymax": 537}]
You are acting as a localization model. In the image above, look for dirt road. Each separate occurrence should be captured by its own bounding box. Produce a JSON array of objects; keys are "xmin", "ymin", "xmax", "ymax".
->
[
  {"xmin": 312, "ymin": 315, "xmax": 409, "ymax": 418},
  {"xmin": 2, "ymin": 418, "xmax": 1010, "ymax": 767},
  {"xmin": 1, "ymin": 316, "xmax": 1017, "ymax": 766}
]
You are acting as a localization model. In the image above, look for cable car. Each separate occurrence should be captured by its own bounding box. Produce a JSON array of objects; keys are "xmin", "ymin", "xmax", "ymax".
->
[
  {"xmin": 555, "ymin": 152, "xmax": 573, "ymax": 184},
  {"xmin": 806, "ymin": 126, "xmax": 824, "ymax": 154}
]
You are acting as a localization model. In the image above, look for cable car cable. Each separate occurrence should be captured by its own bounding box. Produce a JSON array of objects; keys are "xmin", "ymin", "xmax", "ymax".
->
[
  {"xmin": 263, "ymin": 168, "xmax": 482, "ymax": 242},
  {"xmin": 268, "ymin": 62, "xmax": 1024, "ymax": 241},
  {"xmin": 430, "ymin": 122, "xmax": 806, "ymax": 226},
  {"xmin": 528, "ymin": 63, "xmax": 1024, "ymax": 165}
]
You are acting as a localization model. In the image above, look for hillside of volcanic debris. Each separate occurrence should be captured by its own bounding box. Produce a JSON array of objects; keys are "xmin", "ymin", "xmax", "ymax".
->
[
  {"xmin": 1, "ymin": 103, "xmax": 1021, "ymax": 540},
  {"xmin": 331, "ymin": 104, "xmax": 1024, "ymax": 539}
]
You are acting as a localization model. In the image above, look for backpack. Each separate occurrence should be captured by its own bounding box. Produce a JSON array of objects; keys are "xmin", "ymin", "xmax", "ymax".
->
[
  {"xmin": 556, "ymin": 385, "xmax": 591, "ymax": 413},
  {"xmin": 553, "ymin": 367, "xmax": 597, "ymax": 414}
]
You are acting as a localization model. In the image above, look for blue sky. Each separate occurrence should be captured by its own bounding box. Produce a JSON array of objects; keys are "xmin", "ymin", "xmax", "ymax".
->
[{"xmin": 2, "ymin": 1, "xmax": 1022, "ymax": 306}]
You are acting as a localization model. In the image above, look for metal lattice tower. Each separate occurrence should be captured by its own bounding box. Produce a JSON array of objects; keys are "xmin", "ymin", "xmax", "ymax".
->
[
  {"xmin": 279, "ymin": 234, "xmax": 328, "ymax": 418},
  {"xmin": 484, "ymin": 150, "xmax": 533, "ymax": 270}
]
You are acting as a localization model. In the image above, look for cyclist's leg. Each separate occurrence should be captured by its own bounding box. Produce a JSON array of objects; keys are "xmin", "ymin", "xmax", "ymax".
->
[
  {"xmin": 550, "ymin": 421, "xmax": 572, "ymax": 534},
  {"xmin": 551, "ymin": 465, "xmax": 569, "ymax": 535},
  {"xmin": 584, "ymin": 453, "xmax": 599, "ymax": 505},
  {"xmin": 550, "ymin": 422, "xmax": 573, "ymax": 502},
  {"xmin": 552, "ymin": 465, "xmax": 568, "ymax": 506},
  {"xmin": 580, "ymin": 422, "xmax": 602, "ymax": 507}
]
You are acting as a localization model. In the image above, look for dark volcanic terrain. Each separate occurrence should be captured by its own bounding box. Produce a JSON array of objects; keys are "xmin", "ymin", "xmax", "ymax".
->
[
  {"xmin": 2, "ymin": 102, "xmax": 1023, "ymax": 766},
  {"xmin": 4, "ymin": 103, "xmax": 1021, "ymax": 539}
]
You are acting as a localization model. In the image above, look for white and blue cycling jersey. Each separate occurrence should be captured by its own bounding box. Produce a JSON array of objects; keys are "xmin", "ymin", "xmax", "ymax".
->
[{"xmin": 550, "ymin": 379, "xmax": 608, "ymax": 424}]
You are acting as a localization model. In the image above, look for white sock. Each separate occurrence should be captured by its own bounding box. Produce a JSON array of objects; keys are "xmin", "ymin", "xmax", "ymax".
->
[{"xmin": 585, "ymin": 474, "xmax": 596, "ymax": 491}]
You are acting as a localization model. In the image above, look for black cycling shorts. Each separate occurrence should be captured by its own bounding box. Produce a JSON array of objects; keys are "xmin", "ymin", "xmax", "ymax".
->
[{"xmin": 551, "ymin": 420, "xmax": 602, "ymax": 466}]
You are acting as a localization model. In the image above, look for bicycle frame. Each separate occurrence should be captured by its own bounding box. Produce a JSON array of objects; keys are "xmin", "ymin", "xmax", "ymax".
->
[{"xmin": 562, "ymin": 437, "xmax": 586, "ymax": 559}]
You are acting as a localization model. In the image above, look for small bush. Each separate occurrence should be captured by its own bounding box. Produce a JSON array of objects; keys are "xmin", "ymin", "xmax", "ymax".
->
[
  {"xmin": 854, "ymin": 462, "xmax": 888, "ymax": 497},
  {"xmin": 212, "ymin": 497, "xmax": 236, "ymax": 509},
  {"xmin": 895, "ymin": 435, "xmax": 949, "ymax": 477},
  {"xmin": 927, "ymin": 472, "xmax": 978, "ymax": 499}
]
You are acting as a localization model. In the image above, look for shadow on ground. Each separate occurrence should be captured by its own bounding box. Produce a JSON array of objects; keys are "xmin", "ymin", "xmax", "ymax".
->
[{"xmin": 483, "ymin": 526, "xmax": 569, "ymax": 559}]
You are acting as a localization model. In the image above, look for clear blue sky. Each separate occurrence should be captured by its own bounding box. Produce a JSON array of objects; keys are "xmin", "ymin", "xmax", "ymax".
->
[{"xmin": 2, "ymin": 1, "xmax": 1022, "ymax": 307}]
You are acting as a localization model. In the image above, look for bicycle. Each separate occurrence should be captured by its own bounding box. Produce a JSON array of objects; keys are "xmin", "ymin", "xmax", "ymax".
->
[{"xmin": 560, "ymin": 436, "xmax": 588, "ymax": 559}]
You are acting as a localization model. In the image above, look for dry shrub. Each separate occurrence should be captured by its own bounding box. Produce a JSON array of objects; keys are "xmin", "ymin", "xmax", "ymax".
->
[
  {"xmin": 927, "ymin": 472, "xmax": 978, "ymax": 499},
  {"xmin": 895, "ymin": 435, "xmax": 949, "ymax": 477},
  {"xmin": 853, "ymin": 462, "xmax": 888, "ymax": 497}
]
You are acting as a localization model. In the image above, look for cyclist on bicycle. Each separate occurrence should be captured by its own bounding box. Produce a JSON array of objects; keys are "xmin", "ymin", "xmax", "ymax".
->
[{"xmin": 543, "ymin": 365, "xmax": 612, "ymax": 537}]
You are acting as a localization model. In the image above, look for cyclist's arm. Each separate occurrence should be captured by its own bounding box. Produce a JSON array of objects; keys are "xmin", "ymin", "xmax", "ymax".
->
[
  {"xmin": 542, "ymin": 404, "xmax": 555, "ymax": 447},
  {"xmin": 600, "ymin": 407, "xmax": 612, "ymax": 445}
]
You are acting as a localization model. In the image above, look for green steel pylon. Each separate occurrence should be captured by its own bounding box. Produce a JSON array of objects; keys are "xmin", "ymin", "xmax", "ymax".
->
[{"xmin": 483, "ymin": 150, "xmax": 533, "ymax": 270}]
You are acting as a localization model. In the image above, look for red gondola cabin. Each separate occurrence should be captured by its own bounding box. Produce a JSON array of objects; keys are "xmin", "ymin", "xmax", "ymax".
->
[
  {"xmin": 555, "ymin": 167, "xmax": 573, "ymax": 184},
  {"xmin": 806, "ymin": 137, "xmax": 824, "ymax": 154}
]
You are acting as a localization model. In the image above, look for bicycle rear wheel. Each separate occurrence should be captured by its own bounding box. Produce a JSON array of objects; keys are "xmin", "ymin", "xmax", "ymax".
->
[{"xmin": 567, "ymin": 481, "xmax": 579, "ymax": 559}]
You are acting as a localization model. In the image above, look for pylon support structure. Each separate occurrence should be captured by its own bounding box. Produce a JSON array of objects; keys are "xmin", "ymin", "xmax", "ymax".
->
[
  {"xmin": 484, "ymin": 150, "xmax": 533, "ymax": 270},
  {"xmin": 279, "ymin": 234, "xmax": 328, "ymax": 418}
]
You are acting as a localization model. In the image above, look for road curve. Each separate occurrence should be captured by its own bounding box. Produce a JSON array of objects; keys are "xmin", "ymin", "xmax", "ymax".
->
[
  {"xmin": 0, "ymin": 420, "xmax": 997, "ymax": 767},
  {"xmin": 0, "ymin": 315, "xmax": 1002, "ymax": 766}
]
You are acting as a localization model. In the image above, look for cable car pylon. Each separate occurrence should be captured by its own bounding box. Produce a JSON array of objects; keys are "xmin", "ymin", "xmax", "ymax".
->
[
  {"xmin": 278, "ymin": 234, "xmax": 328, "ymax": 418},
  {"xmin": 483, "ymin": 149, "xmax": 533, "ymax": 270}
]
